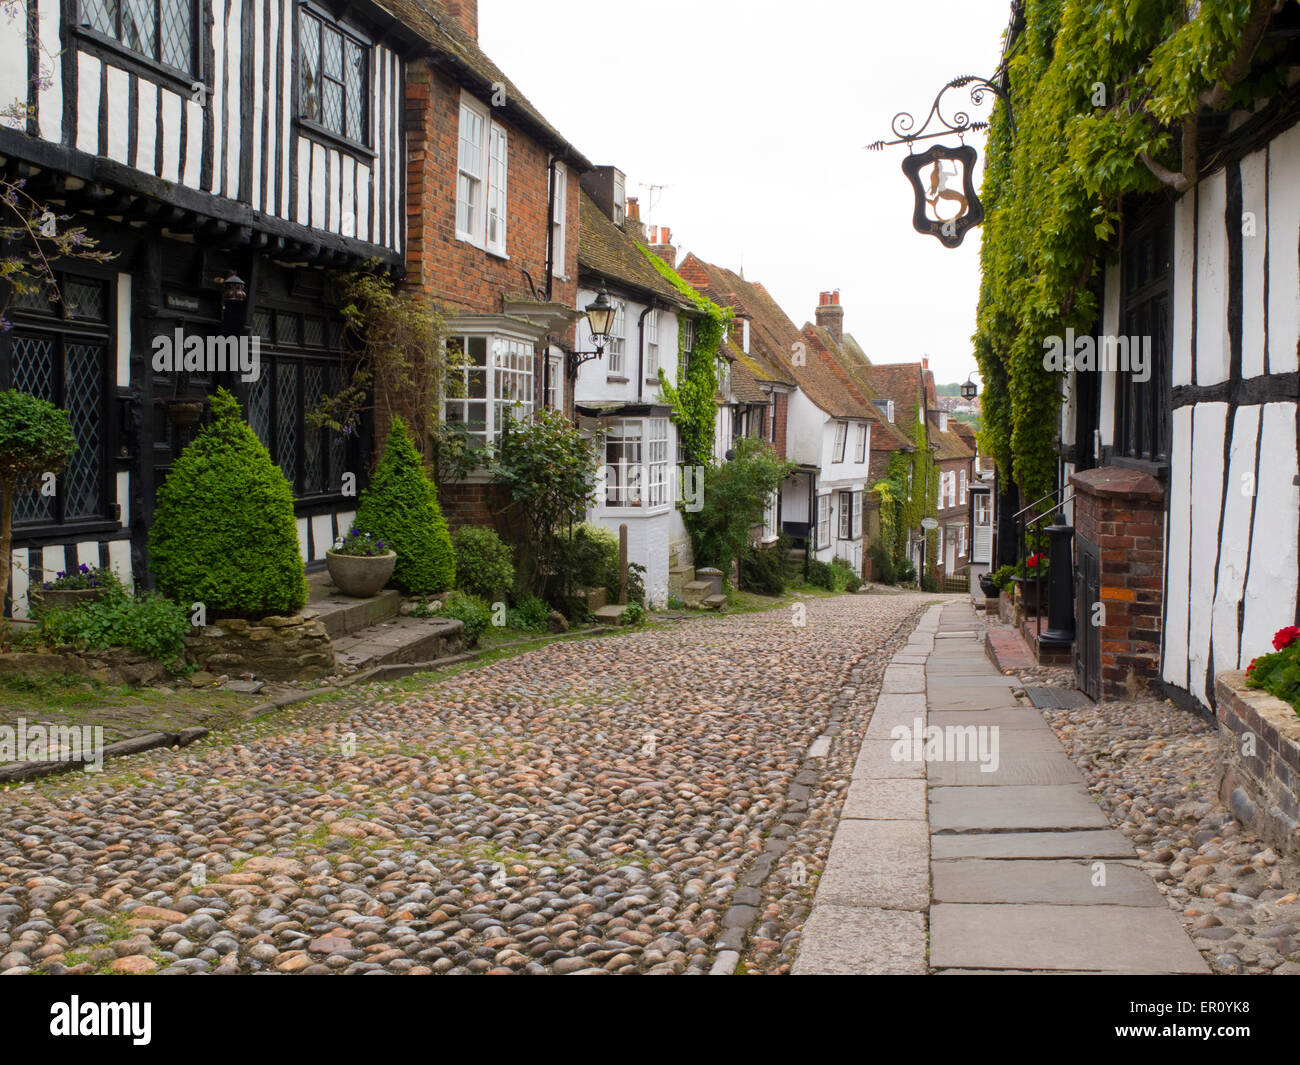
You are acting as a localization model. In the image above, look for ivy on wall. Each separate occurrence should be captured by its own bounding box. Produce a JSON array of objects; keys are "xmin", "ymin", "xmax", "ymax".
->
[
  {"xmin": 638, "ymin": 245, "xmax": 731, "ymax": 470},
  {"xmin": 873, "ymin": 395, "xmax": 939, "ymax": 571},
  {"xmin": 974, "ymin": 0, "xmax": 1292, "ymax": 502}
]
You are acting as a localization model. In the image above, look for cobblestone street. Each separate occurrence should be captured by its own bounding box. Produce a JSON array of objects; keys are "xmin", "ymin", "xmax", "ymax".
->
[{"xmin": 0, "ymin": 593, "xmax": 934, "ymax": 975}]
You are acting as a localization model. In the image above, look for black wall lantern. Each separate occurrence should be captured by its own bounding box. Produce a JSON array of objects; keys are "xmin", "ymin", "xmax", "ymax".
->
[
  {"xmin": 218, "ymin": 271, "xmax": 247, "ymax": 305},
  {"xmin": 960, "ymin": 373, "xmax": 979, "ymax": 401},
  {"xmin": 567, "ymin": 285, "xmax": 617, "ymax": 377},
  {"xmin": 867, "ymin": 75, "xmax": 1013, "ymax": 249}
]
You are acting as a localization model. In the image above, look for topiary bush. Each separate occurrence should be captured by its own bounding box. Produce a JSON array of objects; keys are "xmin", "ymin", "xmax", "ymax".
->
[
  {"xmin": 0, "ymin": 389, "xmax": 77, "ymax": 605},
  {"xmin": 452, "ymin": 525, "xmax": 514, "ymax": 601},
  {"xmin": 355, "ymin": 417, "xmax": 455, "ymax": 595},
  {"xmin": 149, "ymin": 388, "xmax": 306, "ymax": 617}
]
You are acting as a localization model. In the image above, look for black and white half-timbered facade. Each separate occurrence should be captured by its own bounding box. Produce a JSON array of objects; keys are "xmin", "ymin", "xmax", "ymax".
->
[
  {"xmin": 0, "ymin": 0, "xmax": 427, "ymax": 617},
  {"xmin": 1060, "ymin": 67, "xmax": 1300, "ymax": 711}
]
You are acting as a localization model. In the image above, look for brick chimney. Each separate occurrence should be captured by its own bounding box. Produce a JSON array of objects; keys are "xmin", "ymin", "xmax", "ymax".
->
[
  {"xmin": 815, "ymin": 290, "xmax": 843, "ymax": 344},
  {"xmin": 647, "ymin": 225, "xmax": 676, "ymax": 269},
  {"xmin": 442, "ymin": 0, "xmax": 478, "ymax": 39},
  {"xmin": 623, "ymin": 195, "xmax": 645, "ymax": 241}
]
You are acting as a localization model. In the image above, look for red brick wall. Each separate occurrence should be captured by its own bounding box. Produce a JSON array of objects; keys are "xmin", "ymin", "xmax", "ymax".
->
[
  {"xmin": 1071, "ymin": 468, "xmax": 1165, "ymax": 700},
  {"xmin": 404, "ymin": 61, "xmax": 578, "ymax": 320},
  {"xmin": 772, "ymin": 392, "xmax": 788, "ymax": 460}
]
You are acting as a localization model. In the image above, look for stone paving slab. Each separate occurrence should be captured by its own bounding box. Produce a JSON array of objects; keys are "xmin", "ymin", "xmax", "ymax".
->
[
  {"xmin": 924, "ymin": 685, "xmax": 1021, "ymax": 710},
  {"xmin": 865, "ymin": 695, "xmax": 927, "ymax": 739},
  {"xmin": 930, "ymin": 903, "xmax": 1209, "ymax": 973},
  {"xmin": 925, "ymin": 674, "xmax": 1021, "ymax": 687},
  {"xmin": 792, "ymin": 906, "xmax": 927, "ymax": 975},
  {"xmin": 931, "ymin": 829, "xmax": 1136, "ymax": 860},
  {"xmin": 926, "ymin": 752, "xmax": 1084, "ymax": 787},
  {"xmin": 882, "ymin": 665, "xmax": 926, "ymax": 693},
  {"xmin": 929, "ymin": 785, "xmax": 1110, "ymax": 830},
  {"xmin": 814, "ymin": 820, "xmax": 930, "ymax": 910},
  {"xmin": 841, "ymin": 778, "xmax": 927, "ymax": 820},
  {"xmin": 932, "ymin": 859, "xmax": 1156, "ymax": 905},
  {"xmin": 852, "ymin": 740, "xmax": 925, "ymax": 780},
  {"xmin": 928, "ymin": 709, "xmax": 1054, "ymax": 731}
]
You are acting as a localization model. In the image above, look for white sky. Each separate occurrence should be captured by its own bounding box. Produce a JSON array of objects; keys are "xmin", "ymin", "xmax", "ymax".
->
[{"xmin": 479, "ymin": 0, "xmax": 1011, "ymax": 386}]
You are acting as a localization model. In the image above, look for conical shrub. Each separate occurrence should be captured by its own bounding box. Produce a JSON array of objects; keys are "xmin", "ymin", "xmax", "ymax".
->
[
  {"xmin": 355, "ymin": 417, "xmax": 455, "ymax": 594},
  {"xmin": 149, "ymin": 388, "xmax": 307, "ymax": 616}
]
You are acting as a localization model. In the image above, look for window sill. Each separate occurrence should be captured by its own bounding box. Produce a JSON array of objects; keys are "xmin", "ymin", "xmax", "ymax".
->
[
  {"xmin": 486, "ymin": 247, "xmax": 510, "ymax": 261},
  {"xmin": 606, "ymin": 375, "xmax": 629, "ymax": 384},
  {"xmin": 601, "ymin": 504, "xmax": 672, "ymax": 517},
  {"xmin": 294, "ymin": 118, "xmax": 377, "ymax": 161},
  {"xmin": 71, "ymin": 25, "xmax": 199, "ymax": 97}
]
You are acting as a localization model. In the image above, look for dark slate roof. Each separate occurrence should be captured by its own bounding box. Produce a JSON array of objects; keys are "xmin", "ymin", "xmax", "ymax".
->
[
  {"xmin": 383, "ymin": 0, "xmax": 591, "ymax": 168},
  {"xmin": 577, "ymin": 191, "xmax": 695, "ymax": 311}
]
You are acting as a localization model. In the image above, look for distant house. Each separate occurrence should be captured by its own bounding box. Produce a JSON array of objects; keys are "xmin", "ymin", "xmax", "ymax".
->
[{"xmin": 572, "ymin": 179, "xmax": 698, "ymax": 607}]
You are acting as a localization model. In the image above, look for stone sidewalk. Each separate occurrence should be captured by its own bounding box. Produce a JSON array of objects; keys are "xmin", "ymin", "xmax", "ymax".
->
[{"xmin": 794, "ymin": 600, "xmax": 1208, "ymax": 974}]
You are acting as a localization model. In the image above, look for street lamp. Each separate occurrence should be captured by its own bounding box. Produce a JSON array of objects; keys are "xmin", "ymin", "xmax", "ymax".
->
[
  {"xmin": 567, "ymin": 286, "xmax": 617, "ymax": 377},
  {"xmin": 960, "ymin": 372, "xmax": 981, "ymax": 401}
]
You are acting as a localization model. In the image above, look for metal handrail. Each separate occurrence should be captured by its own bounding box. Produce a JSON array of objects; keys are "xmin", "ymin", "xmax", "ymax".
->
[{"xmin": 1015, "ymin": 487, "xmax": 1074, "ymax": 644}]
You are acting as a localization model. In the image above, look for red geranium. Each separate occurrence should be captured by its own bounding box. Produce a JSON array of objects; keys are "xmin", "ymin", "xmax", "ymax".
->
[
  {"xmin": 1272, "ymin": 626, "xmax": 1300, "ymax": 651},
  {"xmin": 1026, "ymin": 553, "xmax": 1042, "ymax": 569},
  {"xmin": 1247, "ymin": 658, "xmax": 1258, "ymax": 675}
]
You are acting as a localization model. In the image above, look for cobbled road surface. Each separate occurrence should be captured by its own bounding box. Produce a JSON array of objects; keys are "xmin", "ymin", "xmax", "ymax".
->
[{"xmin": 0, "ymin": 592, "xmax": 934, "ymax": 975}]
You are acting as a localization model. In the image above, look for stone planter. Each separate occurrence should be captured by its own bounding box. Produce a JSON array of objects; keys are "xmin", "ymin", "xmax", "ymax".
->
[
  {"xmin": 35, "ymin": 586, "xmax": 107, "ymax": 612},
  {"xmin": 1215, "ymin": 670, "xmax": 1300, "ymax": 855},
  {"xmin": 326, "ymin": 550, "xmax": 396, "ymax": 598}
]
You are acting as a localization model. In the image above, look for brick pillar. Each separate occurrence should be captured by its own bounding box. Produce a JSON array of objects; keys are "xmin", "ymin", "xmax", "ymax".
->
[{"xmin": 1069, "ymin": 467, "xmax": 1165, "ymax": 700}]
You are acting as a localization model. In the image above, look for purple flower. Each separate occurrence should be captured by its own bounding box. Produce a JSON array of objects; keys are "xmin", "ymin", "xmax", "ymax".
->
[{"xmin": 79, "ymin": 563, "xmax": 90, "ymax": 574}]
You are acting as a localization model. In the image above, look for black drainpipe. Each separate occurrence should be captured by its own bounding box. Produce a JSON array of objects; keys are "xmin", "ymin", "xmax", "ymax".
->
[
  {"xmin": 544, "ymin": 155, "xmax": 557, "ymax": 301},
  {"xmin": 636, "ymin": 303, "xmax": 653, "ymax": 402}
]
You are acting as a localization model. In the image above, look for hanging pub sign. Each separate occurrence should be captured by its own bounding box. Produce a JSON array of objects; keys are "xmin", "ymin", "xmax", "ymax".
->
[
  {"xmin": 866, "ymin": 75, "xmax": 1013, "ymax": 250},
  {"xmin": 902, "ymin": 143, "xmax": 983, "ymax": 248}
]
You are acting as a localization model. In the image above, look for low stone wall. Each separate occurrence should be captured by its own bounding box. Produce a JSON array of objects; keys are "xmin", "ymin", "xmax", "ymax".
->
[
  {"xmin": 1215, "ymin": 670, "xmax": 1300, "ymax": 855},
  {"xmin": 0, "ymin": 649, "xmax": 171, "ymax": 687},
  {"xmin": 185, "ymin": 613, "xmax": 334, "ymax": 681}
]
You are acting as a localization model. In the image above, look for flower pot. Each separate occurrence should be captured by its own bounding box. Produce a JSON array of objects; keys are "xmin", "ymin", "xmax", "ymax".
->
[
  {"xmin": 1012, "ymin": 575, "xmax": 1044, "ymax": 614},
  {"xmin": 37, "ymin": 586, "xmax": 106, "ymax": 612},
  {"xmin": 326, "ymin": 550, "xmax": 396, "ymax": 598},
  {"xmin": 978, "ymin": 573, "xmax": 998, "ymax": 598}
]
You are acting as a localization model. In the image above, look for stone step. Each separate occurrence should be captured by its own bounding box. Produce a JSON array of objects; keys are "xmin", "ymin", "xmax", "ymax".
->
[
  {"xmin": 307, "ymin": 570, "xmax": 403, "ymax": 640},
  {"xmin": 593, "ymin": 604, "xmax": 628, "ymax": 623},
  {"xmin": 702, "ymin": 594, "xmax": 727, "ymax": 611},
  {"xmin": 331, "ymin": 616, "xmax": 465, "ymax": 671}
]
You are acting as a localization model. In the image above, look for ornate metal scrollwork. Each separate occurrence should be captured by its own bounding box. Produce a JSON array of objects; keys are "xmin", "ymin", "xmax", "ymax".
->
[{"xmin": 865, "ymin": 75, "xmax": 1013, "ymax": 152}]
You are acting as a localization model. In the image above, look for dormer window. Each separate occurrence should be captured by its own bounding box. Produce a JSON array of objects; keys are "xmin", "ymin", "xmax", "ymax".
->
[
  {"xmin": 741, "ymin": 319, "xmax": 751, "ymax": 354},
  {"xmin": 887, "ymin": 400, "xmax": 895, "ymax": 422},
  {"xmin": 613, "ymin": 172, "xmax": 626, "ymax": 225}
]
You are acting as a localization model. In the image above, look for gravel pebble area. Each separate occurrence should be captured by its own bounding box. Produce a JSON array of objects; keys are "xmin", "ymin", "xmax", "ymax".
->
[
  {"xmin": 1039, "ymin": 676, "xmax": 1300, "ymax": 975},
  {"xmin": 0, "ymin": 592, "xmax": 932, "ymax": 976}
]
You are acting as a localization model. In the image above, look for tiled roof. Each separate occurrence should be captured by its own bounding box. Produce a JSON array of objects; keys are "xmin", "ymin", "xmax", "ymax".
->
[
  {"xmin": 384, "ymin": 0, "xmax": 591, "ymax": 168},
  {"xmin": 932, "ymin": 418, "xmax": 974, "ymax": 462},
  {"xmin": 577, "ymin": 191, "xmax": 695, "ymax": 310}
]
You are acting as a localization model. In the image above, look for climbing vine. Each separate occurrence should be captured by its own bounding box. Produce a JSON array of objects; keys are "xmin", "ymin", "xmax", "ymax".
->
[
  {"xmin": 638, "ymin": 244, "xmax": 731, "ymax": 470},
  {"xmin": 974, "ymin": 0, "xmax": 1294, "ymax": 501},
  {"xmin": 872, "ymin": 396, "xmax": 939, "ymax": 571}
]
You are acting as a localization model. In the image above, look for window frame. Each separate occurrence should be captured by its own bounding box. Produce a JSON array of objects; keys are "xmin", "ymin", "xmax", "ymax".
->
[
  {"xmin": 454, "ymin": 92, "xmax": 510, "ymax": 253},
  {"xmin": 443, "ymin": 330, "xmax": 536, "ymax": 448},
  {"xmin": 854, "ymin": 422, "xmax": 867, "ymax": 463},
  {"xmin": 832, "ymin": 421, "xmax": 848, "ymax": 463},
  {"xmin": 550, "ymin": 164, "xmax": 567, "ymax": 278},
  {"xmin": 74, "ymin": 0, "xmax": 202, "ymax": 90},
  {"xmin": 816, "ymin": 493, "xmax": 831, "ymax": 549},
  {"xmin": 296, "ymin": 4, "xmax": 373, "ymax": 153},
  {"xmin": 838, "ymin": 490, "xmax": 853, "ymax": 540},
  {"xmin": 486, "ymin": 122, "xmax": 509, "ymax": 255},
  {"xmin": 606, "ymin": 299, "xmax": 627, "ymax": 376},
  {"xmin": 5, "ymin": 272, "xmax": 115, "ymax": 533},
  {"xmin": 645, "ymin": 309, "xmax": 659, "ymax": 380}
]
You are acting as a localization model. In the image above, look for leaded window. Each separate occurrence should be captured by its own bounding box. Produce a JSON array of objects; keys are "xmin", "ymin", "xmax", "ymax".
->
[
  {"xmin": 80, "ymin": 0, "xmax": 196, "ymax": 74},
  {"xmin": 246, "ymin": 307, "xmax": 348, "ymax": 497},
  {"xmin": 6, "ymin": 274, "xmax": 111, "ymax": 526},
  {"xmin": 299, "ymin": 9, "xmax": 369, "ymax": 144}
]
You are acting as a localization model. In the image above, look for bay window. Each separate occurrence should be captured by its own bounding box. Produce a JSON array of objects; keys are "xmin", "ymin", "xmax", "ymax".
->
[
  {"xmin": 444, "ymin": 333, "xmax": 534, "ymax": 447},
  {"xmin": 605, "ymin": 420, "xmax": 642, "ymax": 506}
]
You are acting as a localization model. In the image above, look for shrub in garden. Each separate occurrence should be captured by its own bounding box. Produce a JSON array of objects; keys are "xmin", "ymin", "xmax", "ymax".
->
[
  {"xmin": 355, "ymin": 417, "xmax": 455, "ymax": 594},
  {"xmin": 452, "ymin": 526, "xmax": 514, "ymax": 601},
  {"xmin": 547, "ymin": 523, "xmax": 645, "ymax": 605},
  {"xmin": 807, "ymin": 559, "xmax": 836, "ymax": 591},
  {"xmin": 149, "ymin": 389, "xmax": 306, "ymax": 617},
  {"xmin": 0, "ymin": 390, "xmax": 76, "ymax": 605},
  {"xmin": 869, "ymin": 542, "xmax": 897, "ymax": 585},
  {"xmin": 439, "ymin": 591, "xmax": 491, "ymax": 645},
  {"xmin": 689, "ymin": 436, "xmax": 794, "ymax": 577},
  {"xmin": 740, "ymin": 535, "xmax": 791, "ymax": 596},
  {"xmin": 39, "ymin": 578, "xmax": 189, "ymax": 667},
  {"xmin": 508, "ymin": 595, "xmax": 551, "ymax": 632}
]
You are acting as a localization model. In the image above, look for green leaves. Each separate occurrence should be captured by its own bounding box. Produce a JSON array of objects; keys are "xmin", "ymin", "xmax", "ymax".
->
[
  {"xmin": 0, "ymin": 389, "xmax": 76, "ymax": 493},
  {"xmin": 690, "ymin": 437, "xmax": 794, "ymax": 577}
]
